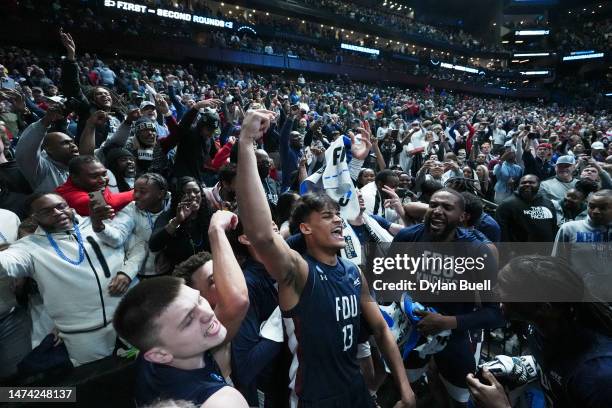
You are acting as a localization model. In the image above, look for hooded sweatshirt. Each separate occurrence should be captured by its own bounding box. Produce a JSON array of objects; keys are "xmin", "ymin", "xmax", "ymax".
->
[
  {"xmin": 496, "ymin": 192, "xmax": 557, "ymax": 242},
  {"xmin": 0, "ymin": 216, "xmax": 126, "ymax": 364},
  {"xmin": 552, "ymin": 216, "xmax": 612, "ymax": 301}
]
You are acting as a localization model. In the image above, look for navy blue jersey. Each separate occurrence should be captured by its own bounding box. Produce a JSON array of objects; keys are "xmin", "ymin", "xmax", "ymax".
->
[
  {"xmin": 528, "ymin": 327, "xmax": 612, "ymax": 408},
  {"xmin": 393, "ymin": 223, "xmax": 503, "ymax": 330},
  {"xmin": 231, "ymin": 259, "xmax": 286, "ymax": 407},
  {"xmin": 134, "ymin": 351, "xmax": 226, "ymax": 406},
  {"xmin": 394, "ymin": 223, "xmax": 503, "ymax": 392},
  {"xmin": 282, "ymin": 255, "xmax": 370, "ymax": 406}
]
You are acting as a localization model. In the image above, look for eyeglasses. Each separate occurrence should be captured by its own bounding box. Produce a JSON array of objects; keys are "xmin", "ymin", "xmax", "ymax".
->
[{"xmin": 34, "ymin": 202, "xmax": 69, "ymax": 217}]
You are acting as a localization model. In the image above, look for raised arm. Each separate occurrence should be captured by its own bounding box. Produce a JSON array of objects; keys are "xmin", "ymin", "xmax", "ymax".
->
[
  {"xmin": 208, "ymin": 210, "xmax": 249, "ymax": 344},
  {"xmin": 15, "ymin": 109, "xmax": 65, "ymax": 187},
  {"xmin": 59, "ymin": 30, "xmax": 86, "ymax": 102},
  {"xmin": 79, "ymin": 111, "xmax": 108, "ymax": 155},
  {"xmin": 236, "ymin": 110, "xmax": 308, "ymax": 311}
]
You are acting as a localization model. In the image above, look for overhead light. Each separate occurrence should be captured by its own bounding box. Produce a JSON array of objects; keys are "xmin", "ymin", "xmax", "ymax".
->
[
  {"xmin": 502, "ymin": 40, "xmax": 509, "ymax": 44},
  {"xmin": 515, "ymin": 40, "xmax": 524, "ymax": 43},
  {"xmin": 515, "ymin": 30, "xmax": 550, "ymax": 36},
  {"xmin": 513, "ymin": 52, "xmax": 550, "ymax": 57},
  {"xmin": 520, "ymin": 70, "xmax": 550, "ymax": 75},
  {"xmin": 562, "ymin": 52, "xmax": 604, "ymax": 61}
]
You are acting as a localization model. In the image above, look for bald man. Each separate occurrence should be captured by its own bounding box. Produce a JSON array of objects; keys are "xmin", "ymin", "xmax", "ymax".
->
[{"xmin": 16, "ymin": 108, "xmax": 79, "ymax": 193}]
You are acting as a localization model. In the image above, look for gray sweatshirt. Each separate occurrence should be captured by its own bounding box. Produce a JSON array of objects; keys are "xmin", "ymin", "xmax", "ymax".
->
[
  {"xmin": 15, "ymin": 120, "xmax": 69, "ymax": 193},
  {"xmin": 552, "ymin": 216, "xmax": 612, "ymax": 301}
]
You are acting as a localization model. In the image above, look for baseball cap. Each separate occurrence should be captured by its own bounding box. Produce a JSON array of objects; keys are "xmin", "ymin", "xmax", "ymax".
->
[
  {"xmin": 591, "ymin": 141, "xmax": 605, "ymax": 150},
  {"xmin": 556, "ymin": 155, "xmax": 575, "ymax": 166},
  {"xmin": 537, "ymin": 143, "xmax": 552, "ymax": 149},
  {"xmin": 140, "ymin": 101, "xmax": 156, "ymax": 110}
]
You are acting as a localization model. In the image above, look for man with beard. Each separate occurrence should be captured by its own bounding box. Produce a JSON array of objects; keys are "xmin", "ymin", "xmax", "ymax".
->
[
  {"xmin": 495, "ymin": 175, "xmax": 557, "ymax": 242},
  {"xmin": 540, "ymin": 155, "xmax": 577, "ymax": 202},
  {"xmin": 236, "ymin": 110, "xmax": 416, "ymax": 408},
  {"xmin": 90, "ymin": 173, "xmax": 168, "ymax": 282},
  {"xmin": 552, "ymin": 189, "xmax": 612, "ymax": 301},
  {"xmin": 0, "ymin": 193, "xmax": 127, "ymax": 365},
  {"xmin": 16, "ymin": 106, "xmax": 80, "ymax": 193},
  {"xmin": 393, "ymin": 189, "xmax": 502, "ymax": 407}
]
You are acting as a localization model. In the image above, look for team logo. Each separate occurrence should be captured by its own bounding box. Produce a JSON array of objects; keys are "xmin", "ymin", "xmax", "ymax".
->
[{"xmin": 210, "ymin": 373, "xmax": 225, "ymax": 383}]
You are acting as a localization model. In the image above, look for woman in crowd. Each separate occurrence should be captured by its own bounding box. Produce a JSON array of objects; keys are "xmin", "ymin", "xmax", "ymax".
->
[{"xmin": 149, "ymin": 176, "xmax": 213, "ymax": 274}]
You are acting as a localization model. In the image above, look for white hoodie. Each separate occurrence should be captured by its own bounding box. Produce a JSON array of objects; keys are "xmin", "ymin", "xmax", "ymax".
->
[{"xmin": 0, "ymin": 215, "xmax": 126, "ymax": 364}]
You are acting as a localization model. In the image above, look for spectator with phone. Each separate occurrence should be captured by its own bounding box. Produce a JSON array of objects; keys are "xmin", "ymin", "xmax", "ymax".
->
[
  {"xmin": 149, "ymin": 177, "xmax": 214, "ymax": 272},
  {"xmin": 55, "ymin": 155, "xmax": 133, "ymax": 216},
  {"xmin": 0, "ymin": 193, "xmax": 128, "ymax": 366}
]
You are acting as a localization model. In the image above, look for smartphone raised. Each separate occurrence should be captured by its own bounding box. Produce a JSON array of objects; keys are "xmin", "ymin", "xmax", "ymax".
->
[{"xmin": 88, "ymin": 190, "xmax": 106, "ymax": 209}]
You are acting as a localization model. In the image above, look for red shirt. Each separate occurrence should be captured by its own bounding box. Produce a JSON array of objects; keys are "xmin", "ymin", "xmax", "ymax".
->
[{"xmin": 56, "ymin": 177, "xmax": 134, "ymax": 216}]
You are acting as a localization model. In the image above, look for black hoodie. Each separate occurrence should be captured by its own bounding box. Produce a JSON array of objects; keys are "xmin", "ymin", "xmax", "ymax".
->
[{"xmin": 496, "ymin": 192, "xmax": 558, "ymax": 242}]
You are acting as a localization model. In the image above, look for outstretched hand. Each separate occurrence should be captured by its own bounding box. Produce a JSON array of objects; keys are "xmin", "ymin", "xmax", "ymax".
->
[
  {"xmin": 350, "ymin": 127, "xmax": 372, "ymax": 160},
  {"xmin": 0, "ymin": 89, "xmax": 26, "ymax": 112},
  {"xmin": 59, "ymin": 29, "xmax": 76, "ymax": 60}
]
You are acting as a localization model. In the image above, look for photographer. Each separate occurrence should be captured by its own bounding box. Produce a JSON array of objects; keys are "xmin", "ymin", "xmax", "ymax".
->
[{"xmin": 467, "ymin": 256, "xmax": 612, "ymax": 408}]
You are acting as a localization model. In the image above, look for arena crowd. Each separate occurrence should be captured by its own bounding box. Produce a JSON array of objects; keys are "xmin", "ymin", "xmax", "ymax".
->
[{"xmin": 0, "ymin": 22, "xmax": 611, "ymax": 408}]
